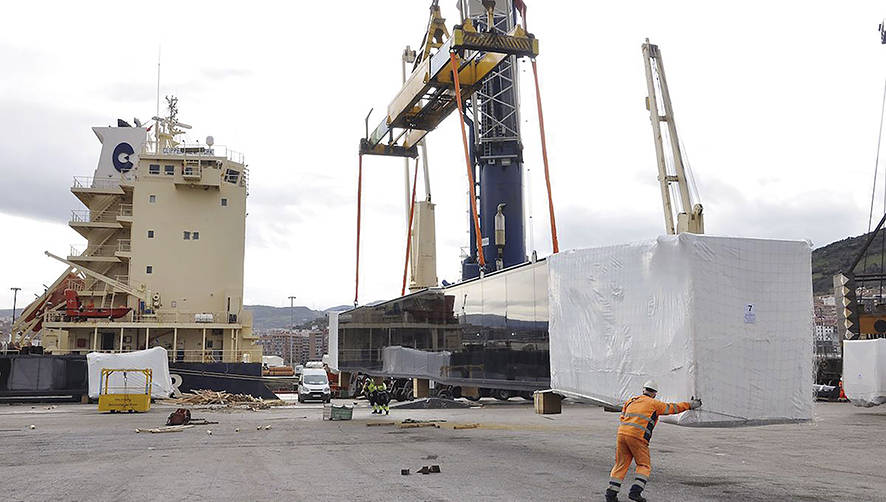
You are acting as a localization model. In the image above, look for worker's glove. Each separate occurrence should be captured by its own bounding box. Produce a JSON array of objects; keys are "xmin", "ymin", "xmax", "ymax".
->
[{"xmin": 689, "ymin": 398, "xmax": 702, "ymax": 410}]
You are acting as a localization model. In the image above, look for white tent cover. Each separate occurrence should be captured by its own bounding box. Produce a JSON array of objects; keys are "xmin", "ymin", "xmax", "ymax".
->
[
  {"xmin": 548, "ymin": 234, "xmax": 814, "ymax": 426},
  {"xmin": 87, "ymin": 347, "xmax": 173, "ymax": 399},
  {"xmin": 843, "ymin": 339, "xmax": 886, "ymax": 407}
]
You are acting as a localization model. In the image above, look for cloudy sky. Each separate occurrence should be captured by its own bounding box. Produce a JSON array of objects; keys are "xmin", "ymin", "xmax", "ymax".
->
[{"xmin": 1, "ymin": 1, "xmax": 885, "ymax": 311}]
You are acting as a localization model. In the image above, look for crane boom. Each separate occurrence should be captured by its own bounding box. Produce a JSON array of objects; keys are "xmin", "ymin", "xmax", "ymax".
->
[
  {"xmin": 642, "ymin": 39, "xmax": 704, "ymax": 235},
  {"xmin": 44, "ymin": 251, "xmax": 150, "ymax": 303}
]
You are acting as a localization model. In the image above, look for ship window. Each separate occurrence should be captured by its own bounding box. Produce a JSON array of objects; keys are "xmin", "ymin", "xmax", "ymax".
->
[
  {"xmin": 183, "ymin": 231, "xmax": 191, "ymax": 240},
  {"xmin": 164, "ymin": 165, "xmax": 174, "ymax": 175},
  {"xmin": 149, "ymin": 195, "xmax": 156, "ymax": 203},
  {"xmin": 149, "ymin": 164, "xmax": 160, "ymax": 175},
  {"xmin": 192, "ymin": 231, "xmax": 199, "ymax": 240},
  {"xmin": 146, "ymin": 266, "xmax": 153, "ymax": 274},
  {"xmin": 221, "ymin": 198, "xmax": 227, "ymax": 207},
  {"xmin": 147, "ymin": 230, "xmax": 154, "ymax": 238},
  {"xmin": 224, "ymin": 169, "xmax": 240, "ymax": 184}
]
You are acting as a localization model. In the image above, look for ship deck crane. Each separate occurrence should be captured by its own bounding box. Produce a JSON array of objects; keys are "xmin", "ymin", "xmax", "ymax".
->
[
  {"xmin": 642, "ymin": 39, "xmax": 704, "ymax": 235},
  {"xmin": 44, "ymin": 251, "xmax": 151, "ymax": 304},
  {"xmin": 832, "ymin": 22, "xmax": 886, "ymax": 341}
]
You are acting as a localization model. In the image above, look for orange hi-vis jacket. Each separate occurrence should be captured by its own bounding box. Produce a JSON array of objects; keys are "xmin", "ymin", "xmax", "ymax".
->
[{"xmin": 618, "ymin": 394, "xmax": 691, "ymax": 443}]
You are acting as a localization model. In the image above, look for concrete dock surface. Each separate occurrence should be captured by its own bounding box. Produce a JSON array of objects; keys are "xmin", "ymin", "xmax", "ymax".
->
[{"xmin": 0, "ymin": 399, "xmax": 882, "ymax": 501}]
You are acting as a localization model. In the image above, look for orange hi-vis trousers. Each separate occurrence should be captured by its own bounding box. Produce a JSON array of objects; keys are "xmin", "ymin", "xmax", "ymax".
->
[{"xmin": 608, "ymin": 434, "xmax": 651, "ymax": 491}]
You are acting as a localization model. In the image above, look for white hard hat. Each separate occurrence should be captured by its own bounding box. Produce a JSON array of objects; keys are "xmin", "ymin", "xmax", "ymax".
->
[{"xmin": 643, "ymin": 380, "xmax": 659, "ymax": 392}]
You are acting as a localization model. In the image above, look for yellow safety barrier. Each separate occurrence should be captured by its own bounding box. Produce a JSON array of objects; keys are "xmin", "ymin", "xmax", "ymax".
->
[{"xmin": 98, "ymin": 368, "xmax": 152, "ymax": 413}]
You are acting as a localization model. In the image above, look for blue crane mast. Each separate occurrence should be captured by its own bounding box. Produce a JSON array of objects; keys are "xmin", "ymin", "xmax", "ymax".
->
[{"xmin": 461, "ymin": 0, "xmax": 527, "ymax": 280}]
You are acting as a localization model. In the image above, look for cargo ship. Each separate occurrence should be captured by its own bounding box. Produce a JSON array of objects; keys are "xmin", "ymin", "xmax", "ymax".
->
[{"xmin": 1, "ymin": 97, "xmax": 276, "ymax": 400}]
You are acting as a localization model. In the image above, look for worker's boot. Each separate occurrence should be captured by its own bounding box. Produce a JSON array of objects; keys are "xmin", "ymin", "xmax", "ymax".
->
[
  {"xmin": 385, "ymin": 408, "xmax": 389, "ymax": 415},
  {"xmin": 627, "ymin": 487, "xmax": 646, "ymax": 502},
  {"xmin": 604, "ymin": 489, "xmax": 619, "ymax": 502}
]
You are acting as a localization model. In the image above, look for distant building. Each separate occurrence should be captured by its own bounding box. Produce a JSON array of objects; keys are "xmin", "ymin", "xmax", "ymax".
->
[
  {"xmin": 813, "ymin": 296, "xmax": 839, "ymax": 357},
  {"xmin": 256, "ymin": 327, "xmax": 328, "ymax": 365}
]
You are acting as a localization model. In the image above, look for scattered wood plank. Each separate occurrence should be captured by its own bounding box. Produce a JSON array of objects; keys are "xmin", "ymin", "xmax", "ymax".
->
[
  {"xmin": 159, "ymin": 390, "xmax": 284, "ymax": 410},
  {"xmin": 136, "ymin": 425, "xmax": 195, "ymax": 433},
  {"xmin": 453, "ymin": 423, "xmax": 480, "ymax": 430},
  {"xmin": 399, "ymin": 422, "xmax": 440, "ymax": 429}
]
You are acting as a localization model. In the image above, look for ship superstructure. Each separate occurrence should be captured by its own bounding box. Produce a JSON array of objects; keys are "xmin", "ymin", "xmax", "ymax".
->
[{"xmin": 12, "ymin": 98, "xmax": 259, "ymax": 364}]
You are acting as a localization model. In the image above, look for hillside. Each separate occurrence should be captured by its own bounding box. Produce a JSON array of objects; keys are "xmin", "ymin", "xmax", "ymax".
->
[
  {"xmin": 811, "ymin": 230, "xmax": 886, "ymax": 295},
  {"xmin": 244, "ymin": 305, "xmax": 326, "ymax": 330},
  {"xmin": 1, "ymin": 305, "xmax": 331, "ymax": 331}
]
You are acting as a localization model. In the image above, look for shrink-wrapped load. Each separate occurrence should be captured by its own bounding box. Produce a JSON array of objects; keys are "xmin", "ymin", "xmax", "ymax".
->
[
  {"xmin": 87, "ymin": 347, "xmax": 173, "ymax": 399},
  {"xmin": 843, "ymin": 339, "xmax": 886, "ymax": 407},
  {"xmin": 548, "ymin": 234, "xmax": 813, "ymax": 426}
]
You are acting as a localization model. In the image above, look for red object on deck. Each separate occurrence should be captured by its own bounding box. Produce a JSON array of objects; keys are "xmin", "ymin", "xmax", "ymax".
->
[{"xmin": 63, "ymin": 289, "xmax": 131, "ymax": 320}]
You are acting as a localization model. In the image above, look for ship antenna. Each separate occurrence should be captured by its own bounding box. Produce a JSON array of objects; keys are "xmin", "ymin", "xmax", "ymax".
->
[{"xmin": 155, "ymin": 46, "xmax": 161, "ymax": 147}]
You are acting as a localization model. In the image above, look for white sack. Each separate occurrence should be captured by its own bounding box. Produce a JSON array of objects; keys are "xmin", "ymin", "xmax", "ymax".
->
[
  {"xmin": 87, "ymin": 347, "xmax": 173, "ymax": 399},
  {"xmin": 549, "ymin": 234, "xmax": 813, "ymax": 426},
  {"xmin": 843, "ymin": 339, "xmax": 886, "ymax": 407}
]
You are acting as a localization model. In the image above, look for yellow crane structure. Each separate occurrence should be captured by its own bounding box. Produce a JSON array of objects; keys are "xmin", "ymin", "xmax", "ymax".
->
[{"xmin": 359, "ymin": 1, "xmax": 538, "ymax": 158}]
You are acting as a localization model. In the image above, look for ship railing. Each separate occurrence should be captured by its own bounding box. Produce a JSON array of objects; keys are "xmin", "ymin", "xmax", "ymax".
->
[
  {"xmin": 70, "ymin": 209, "xmax": 118, "ymax": 224},
  {"xmin": 69, "ymin": 244, "xmax": 118, "ymax": 257},
  {"xmin": 118, "ymin": 204, "xmax": 133, "ymax": 217},
  {"xmin": 240, "ymin": 168, "xmax": 250, "ymax": 191},
  {"xmin": 117, "ymin": 240, "xmax": 131, "ymax": 253},
  {"xmin": 131, "ymin": 311, "xmax": 241, "ymax": 324},
  {"xmin": 72, "ymin": 176, "xmax": 123, "ymax": 190},
  {"xmin": 84, "ymin": 348, "xmax": 256, "ymax": 363},
  {"xmin": 65, "ymin": 278, "xmax": 84, "ymax": 292},
  {"xmin": 114, "ymin": 275, "xmax": 129, "ymax": 286},
  {"xmin": 182, "ymin": 162, "xmax": 202, "ymax": 179},
  {"xmin": 44, "ymin": 311, "xmax": 65, "ymax": 322},
  {"xmin": 143, "ymin": 142, "xmax": 245, "ymax": 165}
]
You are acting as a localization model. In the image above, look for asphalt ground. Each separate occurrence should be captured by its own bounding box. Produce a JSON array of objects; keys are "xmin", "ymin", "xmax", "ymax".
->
[{"xmin": 0, "ymin": 399, "xmax": 882, "ymax": 501}]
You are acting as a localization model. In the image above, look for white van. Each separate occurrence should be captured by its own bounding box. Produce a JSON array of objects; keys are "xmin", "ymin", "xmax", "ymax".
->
[{"xmin": 298, "ymin": 368, "xmax": 331, "ymax": 403}]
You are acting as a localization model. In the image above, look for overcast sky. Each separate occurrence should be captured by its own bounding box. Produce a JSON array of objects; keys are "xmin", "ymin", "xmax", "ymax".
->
[{"xmin": 1, "ymin": 1, "xmax": 885, "ymax": 311}]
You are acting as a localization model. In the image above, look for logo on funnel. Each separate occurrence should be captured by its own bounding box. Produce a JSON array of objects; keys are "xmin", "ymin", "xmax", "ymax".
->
[{"xmin": 112, "ymin": 142, "xmax": 135, "ymax": 172}]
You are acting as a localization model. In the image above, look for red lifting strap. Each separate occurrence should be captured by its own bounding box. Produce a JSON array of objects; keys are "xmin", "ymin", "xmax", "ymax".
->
[
  {"xmin": 531, "ymin": 58, "xmax": 560, "ymax": 254},
  {"xmin": 401, "ymin": 157, "xmax": 420, "ymax": 296},
  {"xmin": 355, "ymin": 153, "xmax": 364, "ymax": 305},
  {"xmin": 450, "ymin": 51, "xmax": 486, "ymax": 268}
]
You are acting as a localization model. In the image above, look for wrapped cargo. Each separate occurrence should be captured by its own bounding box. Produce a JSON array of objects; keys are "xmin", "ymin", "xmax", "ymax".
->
[
  {"xmin": 382, "ymin": 346, "xmax": 451, "ymax": 379},
  {"xmin": 87, "ymin": 347, "xmax": 173, "ymax": 399},
  {"xmin": 843, "ymin": 339, "xmax": 886, "ymax": 407},
  {"xmin": 548, "ymin": 234, "xmax": 813, "ymax": 426}
]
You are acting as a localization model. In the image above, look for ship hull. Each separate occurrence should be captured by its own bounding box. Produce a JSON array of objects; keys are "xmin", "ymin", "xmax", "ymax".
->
[{"xmin": 0, "ymin": 355, "xmax": 275, "ymax": 401}]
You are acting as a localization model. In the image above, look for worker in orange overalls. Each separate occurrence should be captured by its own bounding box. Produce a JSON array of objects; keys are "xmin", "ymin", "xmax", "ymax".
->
[{"xmin": 605, "ymin": 380, "xmax": 702, "ymax": 502}]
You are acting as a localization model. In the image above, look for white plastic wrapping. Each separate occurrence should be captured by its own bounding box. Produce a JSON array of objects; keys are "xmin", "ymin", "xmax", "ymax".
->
[
  {"xmin": 549, "ymin": 234, "xmax": 813, "ymax": 426},
  {"xmin": 328, "ymin": 312, "xmax": 339, "ymax": 371},
  {"xmin": 87, "ymin": 347, "xmax": 174, "ymax": 399},
  {"xmin": 382, "ymin": 346, "xmax": 451, "ymax": 379},
  {"xmin": 843, "ymin": 339, "xmax": 886, "ymax": 407},
  {"xmin": 262, "ymin": 355, "xmax": 285, "ymax": 367}
]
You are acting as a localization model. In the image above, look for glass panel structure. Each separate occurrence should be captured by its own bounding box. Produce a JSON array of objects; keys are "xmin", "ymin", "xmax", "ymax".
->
[{"xmin": 337, "ymin": 260, "xmax": 549, "ymax": 391}]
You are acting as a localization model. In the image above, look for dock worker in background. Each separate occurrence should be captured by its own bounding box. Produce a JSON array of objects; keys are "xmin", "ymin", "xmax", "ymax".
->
[
  {"xmin": 364, "ymin": 377, "xmax": 378, "ymax": 414},
  {"xmin": 375, "ymin": 378, "xmax": 390, "ymax": 415},
  {"xmin": 605, "ymin": 380, "xmax": 701, "ymax": 502}
]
